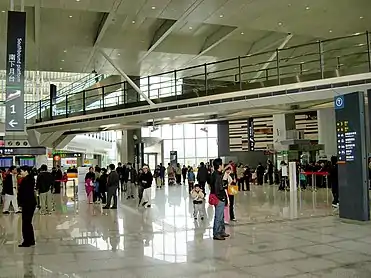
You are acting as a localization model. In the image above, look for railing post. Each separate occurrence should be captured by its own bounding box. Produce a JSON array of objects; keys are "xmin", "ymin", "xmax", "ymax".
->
[
  {"xmin": 82, "ymin": 90, "xmax": 86, "ymax": 115},
  {"xmin": 65, "ymin": 95, "xmax": 68, "ymax": 117},
  {"xmin": 204, "ymin": 63, "xmax": 208, "ymax": 95},
  {"xmin": 276, "ymin": 49, "xmax": 280, "ymax": 85},
  {"xmin": 49, "ymin": 97, "xmax": 53, "ymax": 120},
  {"xmin": 238, "ymin": 56, "xmax": 242, "ymax": 90},
  {"xmin": 38, "ymin": 100, "xmax": 41, "ymax": 121},
  {"xmin": 147, "ymin": 76, "xmax": 150, "ymax": 101},
  {"xmin": 318, "ymin": 40, "xmax": 324, "ymax": 79},
  {"xmin": 366, "ymin": 31, "xmax": 371, "ymax": 72},
  {"xmin": 102, "ymin": 86, "xmax": 105, "ymax": 110},
  {"xmin": 174, "ymin": 70, "xmax": 177, "ymax": 96}
]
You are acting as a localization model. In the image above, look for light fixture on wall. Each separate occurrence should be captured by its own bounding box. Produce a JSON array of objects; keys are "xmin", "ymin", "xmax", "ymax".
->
[{"xmin": 200, "ymin": 127, "xmax": 208, "ymax": 133}]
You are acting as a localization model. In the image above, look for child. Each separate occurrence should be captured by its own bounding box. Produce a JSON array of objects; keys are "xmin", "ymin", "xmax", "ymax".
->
[
  {"xmin": 191, "ymin": 184, "xmax": 204, "ymax": 220},
  {"xmin": 187, "ymin": 168, "xmax": 195, "ymax": 193}
]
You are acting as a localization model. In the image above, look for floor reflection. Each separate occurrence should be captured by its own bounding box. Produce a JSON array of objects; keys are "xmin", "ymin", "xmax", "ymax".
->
[{"xmin": 0, "ymin": 184, "xmax": 346, "ymax": 277}]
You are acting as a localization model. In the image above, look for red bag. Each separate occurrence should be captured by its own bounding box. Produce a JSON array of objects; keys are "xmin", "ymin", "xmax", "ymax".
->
[{"xmin": 208, "ymin": 194, "xmax": 219, "ymax": 206}]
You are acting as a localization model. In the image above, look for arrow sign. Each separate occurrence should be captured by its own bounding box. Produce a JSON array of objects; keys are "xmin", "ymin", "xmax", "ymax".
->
[{"xmin": 8, "ymin": 119, "xmax": 18, "ymax": 128}]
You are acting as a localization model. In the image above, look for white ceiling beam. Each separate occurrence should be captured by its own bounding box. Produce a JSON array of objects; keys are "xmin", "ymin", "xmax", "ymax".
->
[
  {"xmin": 100, "ymin": 49, "xmax": 155, "ymax": 106},
  {"xmin": 138, "ymin": 0, "xmax": 206, "ymax": 63},
  {"xmin": 184, "ymin": 27, "xmax": 238, "ymax": 66},
  {"xmin": 83, "ymin": 0, "xmax": 124, "ymax": 72},
  {"xmin": 250, "ymin": 34, "xmax": 293, "ymax": 83}
]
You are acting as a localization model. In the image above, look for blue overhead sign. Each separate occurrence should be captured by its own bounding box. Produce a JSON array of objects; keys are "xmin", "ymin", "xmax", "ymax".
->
[{"xmin": 334, "ymin": 95, "xmax": 344, "ymax": 110}]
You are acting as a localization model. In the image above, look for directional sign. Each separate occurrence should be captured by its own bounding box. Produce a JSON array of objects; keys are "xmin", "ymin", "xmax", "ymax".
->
[
  {"xmin": 334, "ymin": 95, "xmax": 344, "ymax": 110},
  {"xmin": 5, "ymin": 11, "xmax": 26, "ymax": 132}
]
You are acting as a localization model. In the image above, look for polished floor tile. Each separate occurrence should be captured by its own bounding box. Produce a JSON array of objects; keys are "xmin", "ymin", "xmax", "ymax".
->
[{"xmin": 0, "ymin": 184, "xmax": 370, "ymax": 277}]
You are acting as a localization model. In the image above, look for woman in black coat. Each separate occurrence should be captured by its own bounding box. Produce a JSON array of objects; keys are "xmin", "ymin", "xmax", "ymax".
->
[
  {"xmin": 98, "ymin": 168, "xmax": 108, "ymax": 204},
  {"xmin": 18, "ymin": 166, "xmax": 37, "ymax": 247}
]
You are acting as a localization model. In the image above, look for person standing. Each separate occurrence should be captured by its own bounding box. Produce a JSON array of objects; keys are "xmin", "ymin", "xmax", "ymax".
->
[
  {"xmin": 236, "ymin": 163, "xmax": 245, "ymax": 191},
  {"xmin": 256, "ymin": 162, "xmax": 265, "ymax": 185},
  {"xmin": 139, "ymin": 165, "xmax": 153, "ymax": 208},
  {"xmin": 267, "ymin": 160, "xmax": 274, "ymax": 185},
  {"xmin": 84, "ymin": 167, "xmax": 95, "ymax": 204},
  {"xmin": 330, "ymin": 156, "xmax": 339, "ymax": 208},
  {"xmin": 197, "ymin": 162, "xmax": 208, "ymax": 194},
  {"xmin": 175, "ymin": 163, "xmax": 182, "ymax": 185},
  {"xmin": 18, "ymin": 166, "xmax": 37, "ymax": 247},
  {"xmin": 159, "ymin": 163, "xmax": 165, "ymax": 186},
  {"xmin": 103, "ymin": 164, "xmax": 119, "ymax": 209},
  {"xmin": 36, "ymin": 165, "xmax": 54, "ymax": 215},
  {"xmin": 98, "ymin": 168, "xmax": 108, "ymax": 204},
  {"xmin": 243, "ymin": 165, "xmax": 251, "ymax": 191},
  {"xmin": 182, "ymin": 165, "xmax": 188, "ymax": 185},
  {"xmin": 125, "ymin": 163, "xmax": 137, "ymax": 199},
  {"xmin": 116, "ymin": 162, "xmax": 125, "ymax": 192},
  {"xmin": 2, "ymin": 166, "xmax": 21, "ymax": 214},
  {"xmin": 210, "ymin": 158, "xmax": 229, "ymax": 240}
]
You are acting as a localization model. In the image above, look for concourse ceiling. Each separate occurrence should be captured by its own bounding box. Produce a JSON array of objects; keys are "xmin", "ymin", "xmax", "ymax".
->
[{"xmin": 0, "ymin": 0, "xmax": 370, "ymax": 77}]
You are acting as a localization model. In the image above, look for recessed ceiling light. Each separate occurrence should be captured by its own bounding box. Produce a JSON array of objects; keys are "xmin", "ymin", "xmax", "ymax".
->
[
  {"xmin": 132, "ymin": 20, "xmax": 136, "ymax": 24},
  {"xmin": 329, "ymin": 30, "xmax": 332, "ymax": 33},
  {"xmin": 76, "ymin": 0, "xmax": 80, "ymax": 2},
  {"xmin": 360, "ymin": 16, "xmax": 364, "ymax": 19},
  {"xmin": 69, "ymin": 15, "xmax": 73, "ymax": 18},
  {"xmin": 151, "ymin": 6, "xmax": 156, "ymax": 10},
  {"xmin": 241, "ymin": 32, "xmax": 244, "ymax": 35},
  {"xmin": 61, "ymin": 59, "xmax": 65, "ymax": 62},
  {"xmin": 1, "ymin": 10, "xmax": 5, "ymax": 13},
  {"xmin": 219, "ymin": 14, "xmax": 224, "ymax": 18},
  {"xmin": 305, "ymin": 6, "xmax": 310, "ymax": 10},
  {"xmin": 117, "ymin": 53, "xmax": 121, "ymax": 56},
  {"xmin": 60, "ymin": 68, "xmax": 63, "ymax": 70},
  {"xmin": 278, "ymin": 22, "xmax": 283, "ymax": 26},
  {"xmin": 189, "ymin": 26, "xmax": 193, "ymax": 30},
  {"xmin": 63, "ymin": 50, "xmax": 67, "ymax": 53}
]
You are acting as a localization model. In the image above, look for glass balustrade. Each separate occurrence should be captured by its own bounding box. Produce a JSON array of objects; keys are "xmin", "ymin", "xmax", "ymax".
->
[{"xmin": 20, "ymin": 32, "xmax": 371, "ymax": 122}]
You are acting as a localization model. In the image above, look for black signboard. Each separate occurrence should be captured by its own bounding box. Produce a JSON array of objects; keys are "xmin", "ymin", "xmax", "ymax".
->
[
  {"xmin": 5, "ymin": 11, "xmax": 26, "ymax": 132},
  {"xmin": 0, "ymin": 147, "xmax": 46, "ymax": 156},
  {"xmin": 334, "ymin": 92, "xmax": 369, "ymax": 221},
  {"xmin": 170, "ymin": 151, "xmax": 177, "ymax": 168},
  {"xmin": 248, "ymin": 118, "xmax": 255, "ymax": 151}
]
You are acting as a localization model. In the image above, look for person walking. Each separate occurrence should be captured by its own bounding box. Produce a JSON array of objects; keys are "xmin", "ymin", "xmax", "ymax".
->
[
  {"xmin": 175, "ymin": 163, "xmax": 182, "ymax": 185},
  {"xmin": 103, "ymin": 164, "xmax": 119, "ymax": 209},
  {"xmin": 210, "ymin": 158, "xmax": 229, "ymax": 241},
  {"xmin": 125, "ymin": 163, "xmax": 137, "ymax": 199},
  {"xmin": 18, "ymin": 166, "xmax": 37, "ymax": 247},
  {"xmin": 98, "ymin": 168, "xmax": 108, "ymax": 204},
  {"xmin": 182, "ymin": 165, "xmax": 188, "ymax": 185},
  {"xmin": 36, "ymin": 164, "xmax": 54, "ymax": 215},
  {"xmin": 139, "ymin": 165, "xmax": 153, "ymax": 208},
  {"xmin": 159, "ymin": 163, "xmax": 165, "ymax": 186},
  {"xmin": 2, "ymin": 166, "xmax": 21, "ymax": 214},
  {"xmin": 197, "ymin": 162, "xmax": 208, "ymax": 195}
]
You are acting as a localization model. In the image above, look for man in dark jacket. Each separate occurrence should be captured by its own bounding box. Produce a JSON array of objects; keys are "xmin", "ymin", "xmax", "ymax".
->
[
  {"xmin": 36, "ymin": 164, "xmax": 54, "ymax": 215},
  {"xmin": 2, "ymin": 166, "xmax": 21, "ymax": 214},
  {"xmin": 256, "ymin": 162, "xmax": 265, "ymax": 185},
  {"xmin": 139, "ymin": 165, "xmax": 153, "ymax": 208},
  {"xmin": 197, "ymin": 162, "xmax": 208, "ymax": 194},
  {"xmin": 330, "ymin": 156, "xmax": 339, "ymax": 208},
  {"xmin": 210, "ymin": 158, "xmax": 229, "ymax": 240},
  {"xmin": 103, "ymin": 164, "xmax": 119, "ymax": 209},
  {"xmin": 124, "ymin": 163, "xmax": 137, "ymax": 199}
]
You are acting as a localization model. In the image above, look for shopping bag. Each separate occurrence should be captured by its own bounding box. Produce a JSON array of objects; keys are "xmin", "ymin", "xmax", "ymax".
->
[
  {"xmin": 224, "ymin": 206, "xmax": 230, "ymax": 223},
  {"xmin": 227, "ymin": 184, "xmax": 238, "ymax": 195}
]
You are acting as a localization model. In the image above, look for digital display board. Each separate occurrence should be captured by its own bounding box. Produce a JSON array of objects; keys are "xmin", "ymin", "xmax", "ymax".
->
[
  {"xmin": 334, "ymin": 92, "xmax": 369, "ymax": 221},
  {"xmin": 0, "ymin": 158, "xmax": 12, "ymax": 168},
  {"xmin": 0, "ymin": 147, "xmax": 46, "ymax": 155}
]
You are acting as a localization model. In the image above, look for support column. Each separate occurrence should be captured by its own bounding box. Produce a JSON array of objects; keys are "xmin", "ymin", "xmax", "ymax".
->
[
  {"xmin": 116, "ymin": 129, "xmax": 141, "ymax": 165},
  {"xmin": 273, "ymin": 113, "xmax": 296, "ymax": 151},
  {"xmin": 317, "ymin": 108, "xmax": 337, "ymax": 159}
]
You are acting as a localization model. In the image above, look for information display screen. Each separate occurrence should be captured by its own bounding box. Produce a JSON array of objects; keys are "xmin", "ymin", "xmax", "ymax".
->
[
  {"xmin": 0, "ymin": 158, "xmax": 12, "ymax": 168},
  {"xmin": 334, "ymin": 92, "xmax": 369, "ymax": 221},
  {"xmin": 19, "ymin": 157, "xmax": 35, "ymax": 167}
]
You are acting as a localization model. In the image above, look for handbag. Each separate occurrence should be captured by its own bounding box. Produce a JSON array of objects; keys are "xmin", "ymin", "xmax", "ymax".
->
[
  {"xmin": 208, "ymin": 193, "xmax": 219, "ymax": 206},
  {"xmin": 227, "ymin": 184, "xmax": 238, "ymax": 195}
]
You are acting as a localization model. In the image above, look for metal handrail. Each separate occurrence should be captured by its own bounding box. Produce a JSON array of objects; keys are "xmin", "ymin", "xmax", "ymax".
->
[{"xmin": 28, "ymin": 31, "xmax": 371, "ymax": 121}]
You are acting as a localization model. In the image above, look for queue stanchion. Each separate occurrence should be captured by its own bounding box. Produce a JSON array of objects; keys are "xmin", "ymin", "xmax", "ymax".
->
[{"xmin": 73, "ymin": 179, "xmax": 77, "ymax": 201}]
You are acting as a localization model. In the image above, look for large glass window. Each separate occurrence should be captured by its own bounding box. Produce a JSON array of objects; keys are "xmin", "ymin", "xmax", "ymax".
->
[{"xmin": 141, "ymin": 123, "xmax": 218, "ymax": 164}]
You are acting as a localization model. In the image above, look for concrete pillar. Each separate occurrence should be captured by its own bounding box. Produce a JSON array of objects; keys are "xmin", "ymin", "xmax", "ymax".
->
[
  {"xmin": 273, "ymin": 113, "xmax": 296, "ymax": 151},
  {"xmin": 116, "ymin": 129, "xmax": 141, "ymax": 164},
  {"xmin": 317, "ymin": 108, "xmax": 337, "ymax": 159}
]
